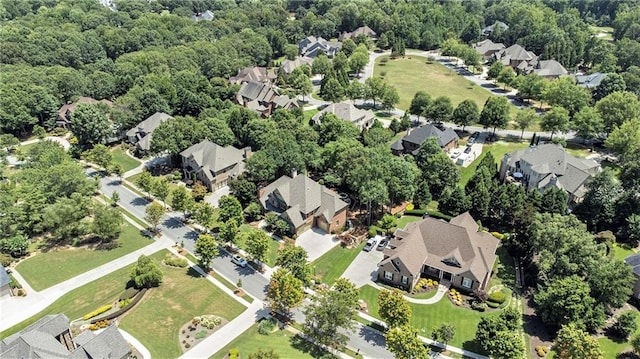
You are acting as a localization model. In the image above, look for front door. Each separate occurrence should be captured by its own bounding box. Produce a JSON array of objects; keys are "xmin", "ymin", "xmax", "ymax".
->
[{"xmin": 442, "ymin": 272, "xmax": 452, "ymax": 281}]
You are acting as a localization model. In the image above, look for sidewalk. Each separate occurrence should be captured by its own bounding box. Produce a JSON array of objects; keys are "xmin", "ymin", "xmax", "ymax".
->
[{"xmin": 119, "ymin": 329, "xmax": 151, "ymax": 359}]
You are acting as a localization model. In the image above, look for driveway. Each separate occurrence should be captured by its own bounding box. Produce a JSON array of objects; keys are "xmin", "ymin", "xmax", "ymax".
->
[
  {"xmin": 296, "ymin": 228, "xmax": 340, "ymax": 262},
  {"xmin": 340, "ymin": 235, "xmax": 385, "ymax": 288},
  {"xmin": 204, "ymin": 185, "xmax": 230, "ymax": 207}
]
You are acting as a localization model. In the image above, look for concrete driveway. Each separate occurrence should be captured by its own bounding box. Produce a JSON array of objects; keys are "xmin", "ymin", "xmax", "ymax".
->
[
  {"xmin": 296, "ymin": 228, "xmax": 340, "ymax": 262},
  {"xmin": 204, "ymin": 185, "xmax": 230, "ymax": 207},
  {"xmin": 341, "ymin": 236, "xmax": 385, "ymax": 288}
]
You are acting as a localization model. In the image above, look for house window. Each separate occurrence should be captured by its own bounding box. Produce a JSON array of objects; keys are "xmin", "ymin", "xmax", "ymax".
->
[
  {"xmin": 384, "ymin": 271, "xmax": 393, "ymax": 280},
  {"xmin": 401, "ymin": 276, "xmax": 408, "ymax": 285},
  {"xmin": 462, "ymin": 277, "xmax": 472, "ymax": 288}
]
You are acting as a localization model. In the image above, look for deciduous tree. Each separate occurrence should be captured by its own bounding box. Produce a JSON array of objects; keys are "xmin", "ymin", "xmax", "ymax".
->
[
  {"xmin": 195, "ymin": 233, "xmax": 219, "ymax": 268},
  {"xmin": 452, "ymin": 100, "xmax": 479, "ymax": 132},
  {"xmin": 425, "ymin": 96, "xmax": 453, "ymax": 123},
  {"xmin": 243, "ymin": 229, "xmax": 271, "ymax": 265},
  {"xmin": 514, "ymin": 108, "xmax": 536, "ymax": 139},
  {"xmin": 408, "ymin": 91, "xmax": 431, "ymax": 122},
  {"xmin": 378, "ymin": 289, "xmax": 412, "ymax": 328},
  {"xmin": 276, "ymin": 245, "xmax": 311, "ymax": 284},
  {"xmin": 91, "ymin": 205, "xmax": 122, "ymax": 242},
  {"xmin": 266, "ymin": 268, "xmax": 304, "ymax": 317},
  {"xmin": 595, "ymin": 91, "xmax": 640, "ymax": 133},
  {"xmin": 144, "ymin": 202, "xmax": 165, "ymax": 232},
  {"xmin": 131, "ymin": 254, "xmax": 163, "ymax": 288},
  {"xmin": 218, "ymin": 195, "xmax": 243, "ymax": 224},
  {"xmin": 70, "ymin": 104, "xmax": 112, "ymax": 147},
  {"xmin": 385, "ymin": 325, "xmax": 429, "ymax": 359},
  {"xmin": 479, "ymin": 96, "xmax": 509, "ymax": 137},
  {"xmin": 553, "ymin": 323, "xmax": 603, "ymax": 359},
  {"xmin": 540, "ymin": 107, "xmax": 570, "ymax": 140}
]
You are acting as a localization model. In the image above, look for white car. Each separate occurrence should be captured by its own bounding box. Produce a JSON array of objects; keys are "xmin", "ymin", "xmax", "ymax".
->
[{"xmin": 231, "ymin": 254, "xmax": 248, "ymax": 268}]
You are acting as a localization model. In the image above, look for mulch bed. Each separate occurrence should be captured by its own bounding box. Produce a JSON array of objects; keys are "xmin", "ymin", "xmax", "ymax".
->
[{"xmin": 179, "ymin": 316, "xmax": 228, "ymax": 352}]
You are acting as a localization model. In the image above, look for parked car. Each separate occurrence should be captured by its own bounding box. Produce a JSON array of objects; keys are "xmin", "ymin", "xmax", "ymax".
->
[
  {"xmin": 377, "ymin": 238, "xmax": 389, "ymax": 251},
  {"xmin": 231, "ymin": 254, "xmax": 248, "ymax": 268},
  {"xmin": 363, "ymin": 238, "xmax": 377, "ymax": 252},
  {"xmin": 464, "ymin": 145, "xmax": 473, "ymax": 154}
]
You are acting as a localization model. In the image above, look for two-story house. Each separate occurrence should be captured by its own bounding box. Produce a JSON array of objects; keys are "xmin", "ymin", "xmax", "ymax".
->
[
  {"xmin": 390, "ymin": 123, "xmax": 459, "ymax": 155},
  {"xmin": 180, "ymin": 140, "xmax": 251, "ymax": 191},
  {"xmin": 126, "ymin": 112, "xmax": 173, "ymax": 155},
  {"xmin": 235, "ymin": 81, "xmax": 299, "ymax": 118},
  {"xmin": 56, "ymin": 97, "xmax": 113, "ymax": 128},
  {"xmin": 311, "ymin": 102, "xmax": 375, "ymax": 131},
  {"xmin": 298, "ymin": 36, "xmax": 342, "ymax": 58}
]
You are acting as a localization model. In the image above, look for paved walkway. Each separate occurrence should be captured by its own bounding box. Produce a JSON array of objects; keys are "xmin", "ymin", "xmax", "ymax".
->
[{"xmin": 119, "ymin": 329, "xmax": 151, "ymax": 359}]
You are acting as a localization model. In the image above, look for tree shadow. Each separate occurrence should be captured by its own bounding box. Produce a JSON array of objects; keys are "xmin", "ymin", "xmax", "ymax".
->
[
  {"xmin": 187, "ymin": 266, "xmax": 205, "ymax": 278},
  {"xmin": 358, "ymin": 325, "xmax": 386, "ymax": 347},
  {"xmin": 130, "ymin": 197, "xmax": 150, "ymax": 206},
  {"xmin": 289, "ymin": 334, "xmax": 329, "ymax": 358},
  {"xmin": 461, "ymin": 339, "xmax": 486, "ymax": 354},
  {"xmin": 162, "ymin": 217, "xmax": 185, "ymax": 229}
]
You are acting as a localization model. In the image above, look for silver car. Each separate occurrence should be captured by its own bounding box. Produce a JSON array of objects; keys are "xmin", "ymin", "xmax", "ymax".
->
[{"xmin": 231, "ymin": 254, "xmax": 248, "ymax": 268}]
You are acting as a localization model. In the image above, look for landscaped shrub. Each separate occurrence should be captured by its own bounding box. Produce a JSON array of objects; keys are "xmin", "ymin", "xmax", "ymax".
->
[
  {"xmin": 487, "ymin": 301, "xmax": 500, "ymax": 308},
  {"xmin": 404, "ymin": 209, "xmax": 426, "ymax": 216},
  {"xmin": 119, "ymin": 287, "xmax": 139, "ymax": 301},
  {"xmin": 9, "ymin": 275, "xmax": 22, "ymax": 289},
  {"xmin": 194, "ymin": 315, "xmax": 221, "ymax": 329},
  {"xmin": 490, "ymin": 231, "xmax": 505, "ymax": 240},
  {"xmin": 535, "ymin": 346, "xmax": 549, "ymax": 357},
  {"xmin": 471, "ymin": 301, "xmax": 487, "ymax": 312},
  {"xmin": 488, "ymin": 291, "xmax": 506, "ymax": 304},
  {"xmin": 118, "ymin": 298, "xmax": 131, "ymax": 308},
  {"xmin": 258, "ymin": 318, "xmax": 277, "ymax": 335},
  {"xmin": 185, "ymin": 343, "xmax": 191, "ymax": 349},
  {"xmin": 194, "ymin": 330, "xmax": 207, "ymax": 340},
  {"xmin": 406, "ymin": 203, "xmax": 415, "ymax": 211},
  {"xmin": 164, "ymin": 253, "xmax": 188, "ymax": 268},
  {"xmin": 229, "ymin": 348, "xmax": 240, "ymax": 359},
  {"xmin": 83, "ymin": 304, "xmax": 113, "ymax": 320},
  {"xmin": 0, "ymin": 254, "xmax": 12, "ymax": 267}
]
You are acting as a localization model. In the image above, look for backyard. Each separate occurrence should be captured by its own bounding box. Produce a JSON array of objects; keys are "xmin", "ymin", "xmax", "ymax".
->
[
  {"xmin": 119, "ymin": 250, "xmax": 246, "ymax": 358},
  {"xmin": 15, "ymin": 221, "xmax": 152, "ymax": 291},
  {"xmin": 311, "ymin": 241, "xmax": 366, "ymax": 285},
  {"xmin": 458, "ymin": 140, "xmax": 531, "ymax": 187},
  {"xmin": 210, "ymin": 323, "xmax": 328, "ymax": 359},
  {"xmin": 111, "ymin": 147, "xmax": 141, "ymax": 172}
]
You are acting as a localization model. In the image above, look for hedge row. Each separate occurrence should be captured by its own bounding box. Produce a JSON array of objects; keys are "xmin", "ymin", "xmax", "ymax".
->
[
  {"xmin": 119, "ymin": 287, "xmax": 139, "ymax": 301},
  {"xmin": 91, "ymin": 288, "xmax": 147, "ymax": 324},
  {"xmin": 83, "ymin": 304, "xmax": 112, "ymax": 321}
]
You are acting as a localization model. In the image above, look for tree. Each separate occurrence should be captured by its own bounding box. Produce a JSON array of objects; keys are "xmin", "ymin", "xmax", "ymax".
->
[
  {"xmin": 130, "ymin": 254, "xmax": 163, "ymax": 288},
  {"xmin": 110, "ymin": 163, "xmax": 123, "ymax": 180},
  {"xmin": 415, "ymin": 138, "xmax": 460, "ymax": 198},
  {"xmin": 439, "ymin": 186, "xmax": 471, "ymax": 216},
  {"xmin": 574, "ymin": 169, "xmax": 623, "ymax": 232},
  {"xmin": 613, "ymin": 312, "xmax": 638, "ymax": 340},
  {"xmin": 425, "ymin": 96, "xmax": 453, "ymax": 123},
  {"xmin": 385, "ymin": 325, "xmax": 429, "ymax": 359},
  {"xmin": 348, "ymin": 51, "xmax": 369, "ymax": 77},
  {"xmin": 229, "ymin": 178, "xmax": 257, "ymax": 207},
  {"xmin": 452, "ymin": 100, "xmax": 479, "ymax": 132},
  {"xmin": 543, "ymin": 77, "xmax": 591, "ymax": 116},
  {"xmin": 593, "ymin": 73, "xmax": 626, "ymax": 101},
  {"xmin": 170, "ymin": 186, "xmax": 194, "ymax": 218},
  {"xmin": 553, "ymin": 323, "xmax": 603, "ymax": 359},
  {"xmin": 365, "ymin": 77, "xmax": 386, "ymax": 108},
  {"xmin": 70, "ymin": 104, "xmax": 112, "ymax": 147},
  {"xmin": 320, "ymin": 77, "xmax": 344, "ymax": 103},
  {"xmin": 136, "ymin": 171, "xmax": 154, "ymax": 199},
  {"xmin": 540, "ymin": 107, "xmax": 570, "ymax": 140},
  {"xmin": 486, "ymin": 331, "xmax": 525, "ymax": 359},
  {"xmin": 381, "ymin": 85, "xmax": 400, "ymax": 113},
  {"xmin": 408, "ymin": 91, "xmax": 431, "ymax": 122},
  {"xmin": 378, "ymin": 289, "xmax": 412, "ymax": 328},
  {"xmin": 540, "ymin": 187, "xmax": 568, "ymax": 214},
  {"xmin": 91, "ymin": 205, "xmax": 122, "ymax": 242},
  {"xmin": 83, "ymin": 144, "xmax": 112, "ymax": 169},
  {"xmin": 632, "ymin": 334, "xmax": 640, "ymax": 355},
  {"xmin": 195, "ymin": 233, "xmax": 219, "ymax": 268},
  {"xmin": 479, "ymin": 96, "xmax": 510, "ymax": 137},
  {"xmin": 487, "ymin": 61, "xmax": 504, "ymax": 80},
  {"xmin": 476, "ymin": 309, "xmax": 524, "ymax": 359},
  {"xmin": 346, "ymin": 80, "xmax": 365, "ymax": 101},
  {"xmin": 283, "ymin": 44, "xmax": 298, "ymax": 60},
  {"xmin": 605, "ymin": 118, "xmax": 640, "ymax": 162},
  {"xmin": 303, "ymin": 278, "xmax": 358, "ymax": 349},
  {"xmin": 276, "ymin": 245, "xmax": 311, "ymax": 284},
  {"xmin": 0, "ymin": 234, "xmax": 29, "ymax": 258},
  {"xmin": 144, "ymin": 202, "xmax": 165, "ymax": 232},
  {"xmin": 218, "ymin": 218, "xmax": 239, "ymax": 244},
  {"xmin": 595, "ymin": 91, "xmax": 640, "ymax": 133},
  {"xmin": 572, "ymin": 107, "xmax": 604, "ymax": 142},
  {"xmin": 244, "ymin": 229, "xmax": 271, "ymax": 265},
  {"xmin": 432, "ymin": 323, "xmax": 455, "ymax": 345},
  {"xmin": 517, "ymin": 73, "xmax": 545, "ymax": 103},
  {"xmin": 514, "ymin": 108, "xmax": 536, "ymax": 139},
  {"xmin": 312, "ymin": 55, "xmax": 332, "ymax": 77},
  {"xmin": 191, "ymin": 202, "xmax": 216, "ymax": 229},
  {"xmin": 496, "ymin": 67, "xmax": 516, "ymax": 90},
  {"xmin": 243, "ymin": 202, "xmax": 262, "ymax": 222},
  {"xmin": 151, "ymin": 177, "xmax": 170, "ymax": 207},
  {"xmin": 289, "ymin": 69, "xmax": 313, "ymax": 101},
  {"xmin": 111, "ymin": 191, "xmax": 120, "ymax": 206},
  {"xmin": 266, "ymin": 268, "xmax": 304, "ymax": 317},
  {"xmin": 218, "ymin": 195, "xmax": 243, "ymax": 224},
  {"xmin": 32, "ymin": 124, "xmax": 46, "ymax": 139}
]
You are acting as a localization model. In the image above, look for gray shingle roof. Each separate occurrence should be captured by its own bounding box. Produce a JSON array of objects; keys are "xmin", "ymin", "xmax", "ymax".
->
[
  {"xmin": 575, "ymin": 72, "xmax": 607, "ymax": 88},
  {"xmin": 472, "ymin": 39, "xmax": 505, "ymax": 56},
  {"xmin": 180, "ymin": 140, "xmax": 245, "ymax": 174},
  {"xmin": 126, "ymin": 112, "xmax": 173, "ymax": 151},
  {"xmin": 626, "ymin": 254, "xmax": 640, "ymax": 276},
  {"xmin": 311, "ymin": 102, "xmax": 375, "ymax": 130},
  {"xmin": 0, "ymin": 264, "xmax": 10, "ymax": 287},
  {"xmin": 280, "ymin": 57, "xmax": 314, "ymax": 74},
  {"xmin": 401, "ymin": 123, "xmax": 459, "ymax": 148},
  {"xmin": 534, "ymin": 60, "xmax": 568, "ymax": 78}
]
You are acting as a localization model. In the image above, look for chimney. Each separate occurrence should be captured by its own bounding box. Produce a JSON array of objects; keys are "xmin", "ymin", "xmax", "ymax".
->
[
  {"xmin": 243, "ymin": 146, "xmax": 252, "ymax": 159},
  {"xmin": 291, "ymin": 168, "xmax": 297, "ymax": 178}
]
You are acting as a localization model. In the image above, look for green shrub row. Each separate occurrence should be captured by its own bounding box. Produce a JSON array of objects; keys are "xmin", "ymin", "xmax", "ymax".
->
[
  {"xmin": 83, "ymin": 304, "xmax": 112, "ymax": 320},
  {"xmin": 404, "ymin": 209, "xmax": 426, "ymax": 216},
  {"xmin": 487, "ymin": 301, "xmax": 501, "ymax": 308},
  {"xmin": 488, "ymin": 291, "xmax": 506, "ymax": 304},
  {"xmin": 119, "ymin": 287, "xmax": 139, "ymax": 301}
]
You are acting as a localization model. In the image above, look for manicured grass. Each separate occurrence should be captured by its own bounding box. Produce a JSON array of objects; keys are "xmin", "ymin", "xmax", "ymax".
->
[
  {"xmin": 612, "ymin": 243, "xmax": 636, "ymax": 261},
  {"xmin": 120, "ymin": 253, "xmax": 245, "ymax": 358},
  {"xmin": 358, "ymin": 284, "xmax": 496, "ymax": 353},
  {"xmin": 590, "ymin": 25, "xmax": 614, "ymax": 41},
  {"xmin": 312, "ymin": 241, "xmax": 366, "ymax": 285},
  {"xmin": 235, "ymin": 233, "xmax": 281, "ymax": 267},
  {"xmin": 15, "ymin": 221, "xmax": 153, "ymax": 291},
  {"xmin": 111, "ymin": 147, "xmax": 141, "ymax": 172},
  {"xmin": 389, "ymin": 129, "xmax": 406, "ymax": 145},
  {"xmin": 598, "ymin": 310, "xmax": 640, "ymax": 358},
  {"xmin": 458, "ymin": 140, "xmax": 530, "ymax": 187},
  {"xmin": 375, "ymin": 55, "xmax": 516, "ymax": 113},
  {"xmin": 488, "ymin": 246, "xmax": 517, "ymax": 290},
  {"xmin": 210, "ymin": 323, "xmax": 328, "ymax": 359},
  {"xmin": 1, "ymin": 251, "xmax": 167, "ymax": 339},
  {"xmin": 396, "ymin": 215, "xmax": 423, "ymax": 230},
  {"xmin": 303, "ymin": 108, "xmax": 320, "ymax": 123},
  {"xmin": 564, "ymin": 142, "xmax": 594, "ymax": 158}
]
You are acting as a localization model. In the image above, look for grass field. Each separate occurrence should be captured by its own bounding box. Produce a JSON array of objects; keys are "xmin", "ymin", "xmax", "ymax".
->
[
  {"xmin": 612, "ymin": 243, "xmax": 636, "ymax": 261},
  {"xmin": 1, "ymin": 251, "xmax": 168, "ymax": 339},
  {"xmin": 375, "ymin": 55, "xmax": 515, "ymax": 113},
  {"xmin": 119, "ymin": 253, "xmax": 246, "ymax": 358},
  {"xmin": 111, "ymin": 147, "xmax": 141, "ymax": 172},
  {"xmin": 590, "ymin": 25, "xmax": 614, "ymax": 41},
  {"xmin": 396, "ymin": 215, "xmax": 423, "ymax": 230},
  {"xmin": 15, "ymin": 221, "xmax": 152, "ymax": 291},
  {"xmin": 311, "ymin": 241, "xmax": 366, "ymax": 285},
  {"xmin": 359, "ymin": 285, "xmax": 496, "ymax": 353},
  {"xmin": 597, "ymin": 310, "xmax": 640, "ymax": 358}
]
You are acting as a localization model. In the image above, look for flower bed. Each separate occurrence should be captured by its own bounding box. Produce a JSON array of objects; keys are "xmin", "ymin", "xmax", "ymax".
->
[
  {"xmin": 411, "ymin": 278, "xmax": 439, "ymax": 296},
  {"xmin": 179, "ymin": 315, "xmax": 226, "ymax": 352}
]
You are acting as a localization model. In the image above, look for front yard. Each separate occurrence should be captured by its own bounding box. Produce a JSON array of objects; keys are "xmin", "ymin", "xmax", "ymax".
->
[
  {"xmin": 110, "ymin": 147, "xmax": 141, "ymax": 172},
  {"xmin": 311, "ymin": 241, "xmax": 366, "ymax": 285},
  {"xmin": 15, "ymin": 221, "xmax": 152, "ymax": 291},
  {"xmin": 119, "ymin": 251, "xmax": 245, "ymax": 358}
]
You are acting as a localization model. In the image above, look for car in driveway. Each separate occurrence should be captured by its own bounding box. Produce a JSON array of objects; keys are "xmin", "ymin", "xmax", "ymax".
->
[
  {"xmin": 377, "ymin": 238, "xmax": 389, "ymax": 251},
  {"xmin": 363, "ymin": 238, "xmax": 377, "ymax": 252},
  {"xmin": 231, "ymin": 254, "xmax": 248, "ymax": 268}
]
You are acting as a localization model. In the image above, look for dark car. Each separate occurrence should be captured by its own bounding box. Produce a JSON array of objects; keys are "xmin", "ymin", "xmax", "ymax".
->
[
  {"xmin": 363, "ymin": 238, "xmax": 377, "ymax": 252},
  {"xmin": 377, "ymin": 238, "xmax": 389, "ymax": 251},
  {"xmin": 464, "ymin": 146, "xmax": 473, "ymax": 154}
]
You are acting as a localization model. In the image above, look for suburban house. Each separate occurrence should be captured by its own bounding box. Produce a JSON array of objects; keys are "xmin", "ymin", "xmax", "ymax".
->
[
  {"xmin": 481, "ymin": 21, "xmax": 509, "ymax": 36},
  {"xmin": 280, "ymin": 56, "xmax": 315, "ymax": 75},
  {"xmin": 229, "ymin": 66, "xmax": 276, "ymax": 85},
  {"xmin": 625, "ymin": 254, "xmax": 640, "ymax": 299},
  {"xmin": 338, "ymin": 25, "xmax": 378, "ymax": 41},
  {"xmin": 493, "ymin": 44, "xmax": 538, "ymax": 73},
  {"xmin": 298, "ymin": 36, "xmax": 342, "ymax": 58},
  {"xmin": 378, "ymin": 212, "xmax": 500, "ymax": 292},
  {"xmin": 0, "ymin": 265, "xmax": 10, "ymax": 298},
  {"xmin": 390, "ymin": 123, "xmax": 459, "ymax": 155},
  {"xmin": 191, "ymin": 10, "xmax": 214, "ymax": 21},
  {"xmin": 235, "ymin": 81, "xmax": 299, "ymax": 117},
  {"xmin": 472, "ymin": 39, "xmax": 505, "ymax": 62},
  {"xmin": 181, "ymin": 140, "xmax": 251, "ymax": 191},
  {"xmin": 311, "ymin": 102, "xmax": 375, "ymax": 131},
  {"xmin": 575, "ymin": 72, "xmax": 607, "ymax": 88},
  {"xmin": 0, "ymin": 314, "xmax": 131, "ymax": 359},
  {"xmin": 532, "ymin": 59, "xmax": 568, "ymax": 79},
  {"xmin": 499, "ymin": 144, "xmax": 601, "ymax": 203},
  {"xmin": 56, "ymin": 97, "xmax": 113, "ymax": 128},
  {"xmin": 126, "ymin": 112, "xmax": 172, "ymax": 154},
  {"xmin": 258, "ymin": 173, "xmax": 348, "ymax": 236}
]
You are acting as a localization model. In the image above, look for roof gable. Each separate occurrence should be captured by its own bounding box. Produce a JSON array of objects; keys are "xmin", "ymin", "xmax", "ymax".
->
[{"xmin": 180, "ymin": 140, "xmax": 245, "ymax": 173}]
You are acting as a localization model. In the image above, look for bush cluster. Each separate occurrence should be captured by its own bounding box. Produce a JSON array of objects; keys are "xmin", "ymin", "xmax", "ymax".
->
[
  {"xmin": 535, "ymin": 346, "xmax": 549, "ymax": 357},
  {"xmin": 193, "ymin": 315, "xmax": 221, "ymax": 329},
  {"xmin": 229, "ymin": 348, "xmax": 240, "ymax": 359},
  {"xmin": 257, "ymin": 318, "xmax": 277, "ymax": 335},
  {"xmin": 488, "ymin": 291, "xmax": 506, "ymax": 304},
  {"xmin": 119, "ymin": 287, "xmax": 139, "ymax": 301},
  {"xmin": 164, "ymin": 253, "xmax": 188, "ymax": 268},
  {"xmin": 471, "ymin": 301, "xmax": 487, "ymax": 312},
  {"xmin": 83, "ymin": 304, "xmax": 112, "ymax": 320},
  {"xmin": 89, "ymin": 319, "xmax": 109, "ymax": 331},
  {"xmin": 449, "ymin": 289, "xmax": 463, "ymax": 306},
  {"xmin": 490, "ymin": 231, "xmax": 505, "ymax": 240},
  {"xmin": 118, "ymin": 298, "xmax": 131, "ymax": 309},
  {"xmin": 404, "ymin": 209, "xmax": 426, "ymax": 216},
  {"xmin": 416, "ymin": 278, "xmax": 438, "ymax": 288},
  {"xmin": 194, "ymin": 330, "xmax": 207, "ymax": 340}
]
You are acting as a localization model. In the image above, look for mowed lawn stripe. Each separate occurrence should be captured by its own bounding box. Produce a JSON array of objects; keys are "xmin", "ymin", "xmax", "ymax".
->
[
  {"xmin": 311, "ymin": 241, "xmax": 366, "ymax": 285},
  {"xmin": 16, "ymin": 221, "xmax": 153, "ymax": 291}
]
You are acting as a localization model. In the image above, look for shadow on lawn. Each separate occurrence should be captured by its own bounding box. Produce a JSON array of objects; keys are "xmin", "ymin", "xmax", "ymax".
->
[
  {"xmin": 462, "ymin": 339, "xmax": 486, "ymax": 355},
  {"xmin": 187, "ymin": 266, "xmax": 204, "ymax": 278},
  {"xmin": 290, "ymin": 335, "xmax": 328, "ymax": 358}
]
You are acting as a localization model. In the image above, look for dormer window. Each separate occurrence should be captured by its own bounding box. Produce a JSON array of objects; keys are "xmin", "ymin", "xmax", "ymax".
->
[{"xmin": 442, "ymin": 256, "xmax": 461, "ymax": 268}]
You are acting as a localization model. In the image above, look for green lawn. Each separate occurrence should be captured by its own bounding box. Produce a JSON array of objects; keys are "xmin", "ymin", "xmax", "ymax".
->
[
  {"xmin": 612, "ymin": 243, "xmax": 636, "ymax": 261},
  {"xmin": 126, "ymin": 172, "xmax": 183, "ymax": 206},
  {"xmin": 235, "ymin": 233, "xmax": 281, "ymax": 267},
  {"xmin": 488, "ymin": 246, "xmax": 516, "ymax": 289},
  {"xmin": 303, "ymin": 108, "xmax": 320, "ymax": 123},
  {"xmin": 589, "ymin": 25, "xmax": 614, "ymax": 41},
  {"xmin": 1, "ymin": 251, "xmax": 167, "ymax": 339},
  {"xmin": 459, "ymin": 140, "xmax": 530, "ymax": 187},
  {"xmin": 15, "ymin": 221, "xmax": 152, "ymax": 291},
  {"xmin": 311, "ymin": 241, "xmax": 366, "ymax": 285},
  {"xmin": 119, "ymin": 253, "xmax": 246, "ymax": 358},
  {"xmin": 111, "ymin": 147, "xmax": 141, "ymax": 172},
  {"xmin": 396, "ymin": 215, "xmax": 423, "ymax": 230},
  {"xmin": 359, "ymin": 285, "xmax": 496, "ymax": 353},
  {"xmin": 597, "ymin": 310, "xmax": 640, "ymax": 358},
  {"xmin": 375, "ymin": 55, "xmax": 517, "ymax": 114},
  {"xmin": 210, "ymin": 323, "xmax": 329, "ymax": 359}
]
